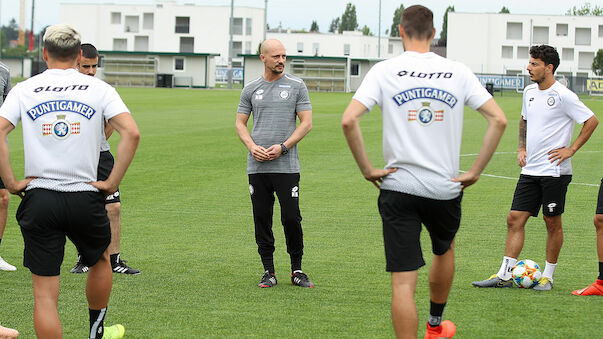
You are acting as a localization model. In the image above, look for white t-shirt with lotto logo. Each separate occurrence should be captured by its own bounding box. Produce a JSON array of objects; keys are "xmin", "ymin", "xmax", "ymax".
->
[
  {"xmin": 0, "ymin": 68, "xmax": 129, "ymax": 192},
  {"xmin": 353, "ymin": 51, "xmax": 491, "ymax": 200},
  {"xmin": 521, "ymin": 81, "xmax": 594, "ymax": 177}
]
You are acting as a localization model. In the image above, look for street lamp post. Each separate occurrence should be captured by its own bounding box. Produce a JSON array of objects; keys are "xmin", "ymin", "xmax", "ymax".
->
[{"xmin": 227, "ymin": 0, "xmax": 234, "ymax": 89}]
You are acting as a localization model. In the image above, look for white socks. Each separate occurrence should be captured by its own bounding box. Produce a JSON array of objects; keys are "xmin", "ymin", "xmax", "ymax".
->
[
  {"xmin": 497, "ymin": 256, "xmax": 517, "ymax": 280},
  {"xmin": 542, "ymin": 261, "xmax": 557, "ymax": 281}
]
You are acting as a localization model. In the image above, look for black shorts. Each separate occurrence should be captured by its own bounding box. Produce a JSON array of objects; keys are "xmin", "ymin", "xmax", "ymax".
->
[
  {"xmin": 378, "ymin": 190, "xmax": 462, "ymax": 272},
  {"xmin": 0, "ymin": 178, "xmax": 4, "ymax": 189},
  {"xmin": 511, "ymin": 174, "xmax": 572, "ymax": 217},
  {"xmin": 596, "ymin": 178, "xmax": 603, "ymax": 215},
  {"xmin": 17, "ymin": 188, "xmax": 110, "ymax": 276},
  {"xmin": 98, "ymin": 151, "xmax": 120, "ymax": 204}
]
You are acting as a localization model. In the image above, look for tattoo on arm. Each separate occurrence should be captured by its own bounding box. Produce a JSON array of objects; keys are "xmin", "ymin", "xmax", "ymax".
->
[{"xmin": 518, "ymin": 119, "xmax": 526, "ymax": 149}]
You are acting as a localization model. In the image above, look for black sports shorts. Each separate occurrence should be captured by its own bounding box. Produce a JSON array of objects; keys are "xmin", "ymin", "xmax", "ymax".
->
[
  {"xmin": 0, "ymin": 178, "xmax": 4, "ymax": 189},
  {"xmin": 17, "ymin": 188, "xmax": 110, "ymax": 276},
  {"xmin": 510, "ymin": 174, "xmax": 572, "ymax": 217},
  {"xmin": 98, "ymin": 151, "xmax": 120, "ymax": 204},
  {"xmin": 378, "ymin": 189, "xmax": 462, "ymax": 272},
  {"xmin": 596, "ymin": 178, "xmax": 603, "ymax": 215}
]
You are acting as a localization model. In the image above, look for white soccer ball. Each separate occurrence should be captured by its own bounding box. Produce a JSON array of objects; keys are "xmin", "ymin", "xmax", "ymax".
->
[{"xmin": 511, "ymin": 259, "xmax": 542, "ymax": 288}]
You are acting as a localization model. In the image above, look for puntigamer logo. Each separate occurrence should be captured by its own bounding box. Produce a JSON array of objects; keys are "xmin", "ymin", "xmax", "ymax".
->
[{"xmin": 26, "ymin": 100, "xmax": 96, "ymax": 121}]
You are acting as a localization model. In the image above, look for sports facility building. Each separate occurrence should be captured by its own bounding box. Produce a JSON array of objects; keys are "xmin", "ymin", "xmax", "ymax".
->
[{"xmin": 447, "ymin": 12, "xmax": 602, "ymax": 93}]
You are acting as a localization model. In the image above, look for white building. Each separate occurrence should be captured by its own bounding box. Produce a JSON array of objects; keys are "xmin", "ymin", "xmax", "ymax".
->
[
  {"xmin": 447, "ymin": 12, "xmax": 602, "ymax": 78},
  {"xmin": 267, "ymin": 30, "xmax": 404, "ymax": 59},
  {"xmin": 60, "ymin": 1, "xmax": 265, "ymax": 67}
]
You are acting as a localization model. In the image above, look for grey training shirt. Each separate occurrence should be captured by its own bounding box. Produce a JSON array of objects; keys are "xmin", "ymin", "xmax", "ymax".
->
[{"xmin": 237, "ymin": 73, "xmax": 312, "ymax": 174}]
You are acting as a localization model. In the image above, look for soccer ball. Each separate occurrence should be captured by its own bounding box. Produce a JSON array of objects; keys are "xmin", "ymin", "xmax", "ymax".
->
[{"xmin": 511, "ymin": 259, "xmax": 542, "ymax": 288}]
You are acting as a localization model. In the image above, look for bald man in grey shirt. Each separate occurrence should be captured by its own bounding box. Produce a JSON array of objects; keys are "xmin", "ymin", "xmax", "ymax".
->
[
  {"xmin": 0, "ymin": 61, "xmax": 14, "ymax": 272},
  {"xmin": 236, "ymin": 39, "xmax": 314, "ymax": 288}
]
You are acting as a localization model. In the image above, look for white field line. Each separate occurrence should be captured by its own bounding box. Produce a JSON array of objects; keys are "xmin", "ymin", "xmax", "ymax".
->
[{"xmin": 460, "ymin": 151, "xmax": 601, "ymax": 187}]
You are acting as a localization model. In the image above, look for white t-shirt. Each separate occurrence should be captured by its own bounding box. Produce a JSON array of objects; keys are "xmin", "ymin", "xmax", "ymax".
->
[
  {"xmin": 521, "ymin": 81, "xmax": 594, "ymax": 177},
  {"xmin": 0, "ymin": 68, "xmax": 129, "ymax": 192},
  {"xmin": 353, "ymin": 51, "xmax": 491, "ymax": 200}
]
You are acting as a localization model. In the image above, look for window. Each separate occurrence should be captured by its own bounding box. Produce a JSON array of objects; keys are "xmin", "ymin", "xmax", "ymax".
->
[
  {"xmin": 297, "ymin": 42, "xmax": 303, "ymax": 53},
  {"xmin": 124, "ymin": 15, "xmax": 139, "ymax": 33},
  {"xmin": 351, "ymin": 62, "xmax": 360, "ymax": 76},
  {"xmin": 343, "ymin": 44, "xmax": 350, "ymax": 56},
  {"xmin": 532, "ymin": 26, "xmax": 549, "ymax": 44},
  {"xmin": 599, "ymin": 25, "xmax": 603, "ymax": 38},
  {"xmin": 556, "ymin": 23, "xmax": 568, "ymax": 36},
  {"xmin": 562, "ymin": 48, "xmax": 574, "ymax": 61},
  {"xmin": 232, "ymin": 18, "xmax": 243, "ymax": 35},
  {"xmin": 506, "ymin": 22, "xmax": 522, "ymax": 40},
  {"xmin": 113, "ymin": 38, "xmax": 127, "ymax": 51},
  {"xmin": 245, "ymin": 41, "xmax": 251, "ymax": 54},
  {"xmin": 575, "ymin": 28, "xmax": 591, "ymax": 46},
  {"xmin": 312, "ymin": 43, "xmax": 319, "ymax": 55},
  {"xmin": 388, "ymin": 43, "xmax": 393, "ymax": 54},
  {"xmin": 501, "ymin": 46, "xmax": 513, "ymax": 59},
  {"xmin": 245, "ymin": 18, "xmax": 252, "ymax": 35},
  {"xmin": 143, "ymin": 13, "xmax": 154, "ymax": 30},
  {"xmin": 517, "ymin": 46, "xmax": 529, "ymax": 59},
  {"xmin": 180, "ymin": 37, "xmax": 194, "ymax": 53},
  {"xmin": 111, "ymin": 12, "xmax": 121, "ymax": 24},
  {"xmin": 232, "ymin": 41, "xmax": 242, "ymax": 57},
  {"xmin": 175, "ymin": 17, "xmax": 190, "ymax": 33},
  {"xmin": 578, "ymin": 52, "xmax": 594, "ymax": 70},
  {"xmin": 134, "ymin": 36, "xmax": 149, "ymax": 51},
  {"xmin": 174, "ymin": 58, "xmax": 185, "ymax": 71}
]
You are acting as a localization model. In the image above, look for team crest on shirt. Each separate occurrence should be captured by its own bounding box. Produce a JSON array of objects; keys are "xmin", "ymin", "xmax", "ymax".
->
[
  {"xmin": 408, "ymin": 102, "xmax": 443, "ymax": 126},
  {"xmin": 279, "ymin": 90, "xmax": 289, "ymax": 99},
  {"xmin": 42, "ymin": 114, "xmax": 80, "ymax": 139},
  {"xmin": 547, "ymin": 96, "xmax": 555, "ymax": 106}
]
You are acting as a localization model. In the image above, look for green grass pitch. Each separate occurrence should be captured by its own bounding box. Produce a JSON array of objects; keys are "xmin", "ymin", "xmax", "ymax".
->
[{"xmin": 0, "ymin": 89, "xmax": 600, "ymax": 338}]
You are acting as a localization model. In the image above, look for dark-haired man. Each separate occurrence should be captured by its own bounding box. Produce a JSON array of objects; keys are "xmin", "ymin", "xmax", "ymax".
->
[
  {"xmin": 0, "ymin": 24, "xmax": 139, "ymax": 338},
  {"xmin": 71, "ymin": 43, "xmax": 140, "ymax": 275},
  {"xmin": 473, "ymin": 45, "xmax": 598, "ymax": 291},
  {"xmin": 342, "ymin": 5, "xmax": 506, "ymax": 339}
]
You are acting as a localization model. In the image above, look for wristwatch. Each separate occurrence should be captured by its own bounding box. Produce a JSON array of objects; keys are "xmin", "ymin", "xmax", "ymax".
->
[{"xmin": 280, "ymin": 143, "xmax": 288, "ymax": 155}]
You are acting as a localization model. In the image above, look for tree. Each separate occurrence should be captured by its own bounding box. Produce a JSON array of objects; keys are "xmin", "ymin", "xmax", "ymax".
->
[
  {"xmin": 310, "ymin": 20, "xmax": 319, "ymax": 33},
  {"xmin": 593, "ymin": 49, "xmax": 603, "ymax": 75},
  {"xmin": 499, "ymin": 6, "xmax": 510, "ymax": 13},
  {"xmin": 566, "ymin": 2, "xmax": 603, "ymax": 15},
  {"xmin": 439, "ymin": 6, "xmax": 455, "ymax": 46},
  {"xmin": 339, "ymin": 3, "xmax": 358, "ymax": 33},
  {"xmin": 361, "ymin": 25, "xmax": 373, "ymax": 36},
  {"xmin": 390, "ymin": 4, "xmax": 405, "ymax": 37},
  {"xmin": 328, "ymin": 17, "xmax": 340, "ymax": 33}
]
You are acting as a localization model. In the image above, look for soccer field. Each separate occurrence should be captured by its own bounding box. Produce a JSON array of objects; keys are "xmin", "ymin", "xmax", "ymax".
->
[{"xmin": 0, "ymin": 89, "xmax": 600, "ymax": 338}]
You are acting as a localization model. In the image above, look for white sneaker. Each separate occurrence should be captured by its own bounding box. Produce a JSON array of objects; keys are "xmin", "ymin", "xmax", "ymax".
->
[{"xmin": 0, "ymin": 256, "xmax": 16, "ymax": 271}]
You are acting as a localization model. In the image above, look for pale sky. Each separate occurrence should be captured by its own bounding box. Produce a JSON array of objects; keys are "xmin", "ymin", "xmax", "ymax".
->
[{"xmin": 0, "ymin": 0, "xmax": 599, "ymax": 36}]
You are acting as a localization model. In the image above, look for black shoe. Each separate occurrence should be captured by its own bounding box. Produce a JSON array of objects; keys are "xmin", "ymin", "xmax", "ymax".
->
[
  {"xmin": 112, "ymin": 255, "xmax": 141, "ymax": 275},
  {"xmin": 291, "ymin": 271, "xmax": 314, "ymax": 288},
  {"xmin": 258, "ymin": 271, "xmax": 277, "ymax": 288},
  {"xmin": 70, "ymin": 259, "xmax": 88, "ymax": 274}
]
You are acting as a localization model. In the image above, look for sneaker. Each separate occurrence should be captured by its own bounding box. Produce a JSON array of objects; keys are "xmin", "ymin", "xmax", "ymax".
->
[
  {"xmin": 472, "ymin": 274, "xmax": 513, "ymax": 288},
  {"xmin": 533, "ymin": 276, "xmax": 553, "ymax": 291},
  {"xmin": 258, "ymin": 271, "xmax": 277, "ymax": 288},
  {"xmin": 0, "ymin": 256, "xmax": 16, "ymax": 271},
  {"xmin": 0, "ymin": 325, "xmax": 19, "ymax": 338},
  {"xmin": 112, "ymin": 255, "xmax": 140, "ymax": 275},
  {"xmin": 102, "ymin": 324, "xmax": 125, "ymax": 339},
  {"xmin": 425, "ymin": 320, "xmax": 456, "ymax": 339},
  {"xmin": 571, "ymin": 280, "xmax": 603, "ymax": 296},
  {"xmin": 291, "ymin": 271, "xmax": 314, "ymax": 288},
  {"xmin": 70, "ymin": 259, "xmax": 89, "ymax": 274}
]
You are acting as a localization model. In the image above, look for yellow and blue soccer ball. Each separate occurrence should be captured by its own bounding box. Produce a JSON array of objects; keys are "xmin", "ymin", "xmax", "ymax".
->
[{"xmin": 511, "ymin": 259, "xmax": 542, "ymax": 288}]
